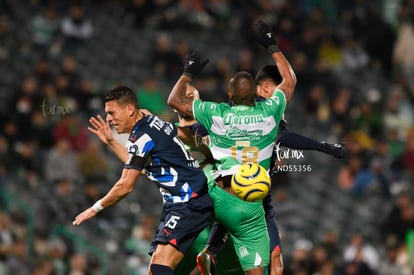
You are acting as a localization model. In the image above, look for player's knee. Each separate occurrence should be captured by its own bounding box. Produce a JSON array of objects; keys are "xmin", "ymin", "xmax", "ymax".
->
[{"xmin": 150, "ymin": 264, "xmax": 174, "ymax": 275}]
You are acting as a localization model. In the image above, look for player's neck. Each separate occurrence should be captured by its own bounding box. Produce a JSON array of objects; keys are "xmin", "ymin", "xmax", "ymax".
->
[
  {"xmin": 179, "ymin": 118, "xmax": 196, "ymax": 126},
  {"xmin": 127, "ymin": 111, "xmax": 144, "ymax": 132},
  {"xmin": 134, "ymin": 112, "xmax": 144, "ymax": 124}
]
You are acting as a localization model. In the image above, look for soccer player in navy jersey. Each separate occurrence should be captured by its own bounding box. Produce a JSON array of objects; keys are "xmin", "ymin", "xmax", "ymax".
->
[
  {"xmin": 86, "ymin": 85, "xmax": 242, "ymax": 275},
  {"xmin": 72, "ymin": 86, "xmax": 214, "ymax": 275},
  {"xmin": 255, "ymin": 64, "xmax": 346, "ymax": 159}
]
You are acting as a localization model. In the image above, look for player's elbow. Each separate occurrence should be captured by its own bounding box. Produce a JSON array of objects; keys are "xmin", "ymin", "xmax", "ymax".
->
[
  {"xmin": 167, "ymin": 95, "xmax": 178, "ymax": 109},
  {"xmin": 286, "ymin": 71, "xmax": 297, "ymax": 90},
  {"xmin": 284, "ymin": 78, "xmax": 296, "ymax": 102},
  {"xmin": 125, "ymin": 187, "xmax": 134, "ymax": 195},
  {"xmin": 117, "ymin": 185, "xmax": 134, "ymax": 199},
  {"xmin": 167, "ymin": 98, "xmax": 190, "ymax": 115},
  {"xmin": 117, "ymin": 178, "xmax": 136, "ymax": 196}
]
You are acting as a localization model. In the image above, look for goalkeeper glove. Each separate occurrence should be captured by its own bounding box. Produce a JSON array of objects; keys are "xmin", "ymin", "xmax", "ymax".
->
[
  {"xmin": 183, "ymin": 52, "xmax": 209, "ymax": 79},
  {"xmin": 255, "ymin": 20, "xmax": 280, "ymax": 54}
]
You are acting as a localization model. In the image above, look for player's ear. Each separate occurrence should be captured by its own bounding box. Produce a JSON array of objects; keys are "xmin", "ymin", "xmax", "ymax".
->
[
  {"xmin": 227, "ymin": 91, "xmax": 232, "ymax": 100},
  {"xmin": 263, "ymin": 81, "xmax": 269, "ymax": 91},
  {"xmin": 264, "ymin": 81, "xmax": 273, "ymax": 95},
  {"xmin": 127, "ymin": 104, "xmax": 135, "ymax": 117}
]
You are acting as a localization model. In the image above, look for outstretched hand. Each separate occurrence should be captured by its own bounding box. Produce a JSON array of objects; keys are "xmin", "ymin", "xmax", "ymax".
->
[
  {"xmin": 331, "ymin": 143, "xmax": 347, "ymax": 159},
  {"xmin": 183, "ymin": 52, "xmax": 209, "ymax": 79},
  {"xmin": 88, "ymin": 115, "xmax": 114, "ymax": 145},
  {"xmin": 73, "ymin": 207, "xmax": 97, "ymax": 225},
  {"xmin": 255, "ymin": 20, "xmax": 280, "ymax": 54},
  {"xmin": 318, "ymin": 141, "xmax": 347, "ymax": 159}
]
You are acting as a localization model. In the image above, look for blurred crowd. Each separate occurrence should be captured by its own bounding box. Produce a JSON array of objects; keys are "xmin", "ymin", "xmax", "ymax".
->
[{"xmin": 0, "ymin": 0, "xmax": 414, "ymax": 274}]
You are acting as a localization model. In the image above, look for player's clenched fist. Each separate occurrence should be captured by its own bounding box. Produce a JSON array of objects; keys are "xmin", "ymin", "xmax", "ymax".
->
[
  {"xmin": 255, "ymin": 20, "xmax": 280, "ymax": 54},
  {"xmin": 183, "ymin": 52, "xmax": 209, "ymax": 79}
]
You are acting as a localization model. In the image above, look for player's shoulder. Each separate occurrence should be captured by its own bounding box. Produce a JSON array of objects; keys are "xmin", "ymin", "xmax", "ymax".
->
[
  {"xmin": 195, "ymin": 99, "xmax": 229, "ymax": 112},
  {"xmin": 261, "ymin": 89, "xmax": 287, "ymax": 107},
  {"xmin": 136, "ymin": 115, "xmax": 175, "ymax": 134},
  {"xmin": 195, "ymin": 98, "xmax": 228, "ymax": 105},
  {"xmin": 277, "ymin": 88, "xmax": 288, "ymax": 104},
  {"xmin": 273, "ymin": 88, "xmax": 287, "ymax": 99}
]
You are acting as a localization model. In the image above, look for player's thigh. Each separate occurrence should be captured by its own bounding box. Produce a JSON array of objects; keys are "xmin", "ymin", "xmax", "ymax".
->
[
  {"xmin": 231, "ymin": 232, "xmax": 269, "ymax": 272},
  {"xmin": 266, "ymin": 215, "xmax": 282, "ymax": 253},
  {"xmin": 174, "ymin": 225, "xmax": 212, "ymax": 274},
  {"xmin": 151, "ymin": 243, "xmax": 184, "ymax": 268},
  {"xmin": 230, "ymin": 214, "xmax": 270, "ymax": 272},
  {"xmin": 155, "ymin": 194, "xmax": 213, "ymax": 253},
  {"xmin": 215, "ymin": 238, "xmax": 244, "ymax": 275},
  {"xmin": 245, "ymin": 267, "xmax": 266, "ymax": 275}
]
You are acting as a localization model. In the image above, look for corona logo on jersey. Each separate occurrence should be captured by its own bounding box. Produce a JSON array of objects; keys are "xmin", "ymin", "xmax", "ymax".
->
[{"xmin": 231, "ymin": 163, "xmax": 271, "ymax": 202}]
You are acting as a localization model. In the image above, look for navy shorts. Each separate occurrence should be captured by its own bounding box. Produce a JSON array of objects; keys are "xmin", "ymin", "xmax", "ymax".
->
[
  {"xmin": 149, "ymin": 191, "xmax": 214, "ymax": 255},
  {"xmin": 263, "ymin": 194, "xmax": 283, "ymax": 253}
]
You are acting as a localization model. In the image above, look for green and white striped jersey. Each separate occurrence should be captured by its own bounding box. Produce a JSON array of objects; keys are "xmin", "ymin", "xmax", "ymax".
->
[{"xmin": 193, "ymin": 89, "xmax": 286, "ymax": 176}]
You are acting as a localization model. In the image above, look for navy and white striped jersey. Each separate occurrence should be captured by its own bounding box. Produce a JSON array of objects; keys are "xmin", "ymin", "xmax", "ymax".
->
[{"xmin": 125, "ymin": 115, "xmax": 207, "ymax": 203}]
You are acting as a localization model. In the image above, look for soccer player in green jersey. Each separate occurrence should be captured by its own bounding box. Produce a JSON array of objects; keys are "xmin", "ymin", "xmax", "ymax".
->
[
  {"xmin": 173, "ymin": 85, "xmax": 244, "ymax": 275},
  {"xmin": 167, "ymin": 20, "xmax": 296, "ymax": 275}
]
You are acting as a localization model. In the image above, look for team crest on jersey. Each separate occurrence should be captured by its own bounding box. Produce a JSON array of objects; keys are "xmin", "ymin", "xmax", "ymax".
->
[
  {"xmin": 128, "ymin": 145, "xmax": 138, "ymax": 154},
  {"xmin": 129, "ymin": 132, "xmax": 139, "ymax": 142}
]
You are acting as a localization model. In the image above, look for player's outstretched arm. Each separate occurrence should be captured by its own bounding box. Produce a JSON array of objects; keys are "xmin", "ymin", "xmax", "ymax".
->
[
  {"xmin": 277, "ymin": 119, "xmax": 346, "ymax": 158},
  {"xmin": 278, "ymin": 129, "xmax": 346, "ymax": 158},
  {"xmin": 255, "ymin": 20, "xmax": 296, "ymax": 104},
  {"xmin": 73, "ymin": 168, "xmax": 140, "ymax": 225},
  {"xmin": 167, "ymin": 52, "xmax": 209, "ymax": 118},
  {"xmin": 88, "ymin": 114, "xmax": 129, "ymax": 163}
]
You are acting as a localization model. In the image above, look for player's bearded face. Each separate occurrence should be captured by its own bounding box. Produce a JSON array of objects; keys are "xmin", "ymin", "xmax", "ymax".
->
[{"xmin": 105, "ymin": 101, "xmax": 129, "ymax": 134}]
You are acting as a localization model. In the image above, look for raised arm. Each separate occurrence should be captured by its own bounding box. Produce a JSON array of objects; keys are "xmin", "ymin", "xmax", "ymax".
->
[
  {"xmin": 272, "ymin": 52, "xmax": 296, "ymax": 104},
  {"xmin": 168, "ymin": 75, "xmax": 194, "ymax": 118},
  {"xmin": 256, "ymin": 20, "xmax": 296, "ymax": 104},
  {"xmin": 167, "ymin": 52, "xmax": 209, "ymax": 118}
]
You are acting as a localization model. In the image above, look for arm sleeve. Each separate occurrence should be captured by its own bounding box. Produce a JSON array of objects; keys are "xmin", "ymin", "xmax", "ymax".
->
[
  {"xmin": 276, "ymin": 119, "xmax": 322, "ymax": 150},
  {"xmin": 124, "ymin": 133, "xmax": 154, "ymax": 170},
  {"xmin": 277, "ymin": 130, "xmax": 321, "ymax": 150},
  {"xmin": 193, "ymin": 99, "xmax": 217, "ymax": 131}
]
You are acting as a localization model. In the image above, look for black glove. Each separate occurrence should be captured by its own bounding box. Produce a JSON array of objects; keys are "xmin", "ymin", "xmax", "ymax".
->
[
  {"xmin": 183, "ymin": 52, "xmax": 209, "ymax": 79},
  {"xmin": 255, "ymin": 20, "xmax": 280, "ymax": 54},
  {"xmin": 317, "ymin": 141, "xmax": 347, "ymax": 159}
]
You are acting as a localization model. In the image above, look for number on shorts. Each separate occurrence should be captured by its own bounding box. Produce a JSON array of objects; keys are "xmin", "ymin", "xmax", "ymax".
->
[{"xmin": 165, "ymin": 215, "xmax": 181, "ymax": 229}]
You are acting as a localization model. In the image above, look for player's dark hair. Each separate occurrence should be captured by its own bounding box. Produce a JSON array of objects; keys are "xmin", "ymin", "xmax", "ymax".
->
[
  {"xmin": 255, "ymin": 65, "xmax": 282, "ymax": 84},
  {"xmin": 105, "ymin": 85, "xmax": 139, "ymax": 109},
  {"xmin": 228, "ymin": 71, "xmax": 256, "ymax": 106}
]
